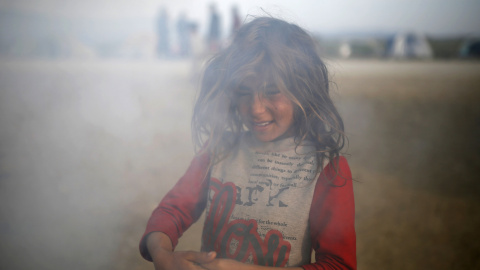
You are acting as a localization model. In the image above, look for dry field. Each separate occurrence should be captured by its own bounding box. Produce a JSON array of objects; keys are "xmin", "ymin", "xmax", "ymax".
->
[
  {"xmin": 334, "ymin": 60, "xmax": 480, "ymax": 270},
  {"xmin": 0, "ymin": 59, "xmax": 479, "ymax": 270}
]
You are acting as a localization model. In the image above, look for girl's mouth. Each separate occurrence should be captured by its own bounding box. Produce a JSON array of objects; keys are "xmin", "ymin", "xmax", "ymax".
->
[{"xmin": 253, "ymin": 121, "xmax": 273, "ymax": 127}]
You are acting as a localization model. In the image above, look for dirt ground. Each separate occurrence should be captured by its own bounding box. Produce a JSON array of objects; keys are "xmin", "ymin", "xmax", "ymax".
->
[
  {"xmin": 0, "ymin": 59, "xmax": 479, "ymax": 270},
  {"xmin": 333, "ymin": 60, "xmax": 480, "ymax": 270}
]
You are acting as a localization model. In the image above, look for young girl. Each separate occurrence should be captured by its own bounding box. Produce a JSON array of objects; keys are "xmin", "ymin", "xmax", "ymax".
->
[{"xmin": 139, "ymin": 17, "xmax": 356, "ymax": 270}]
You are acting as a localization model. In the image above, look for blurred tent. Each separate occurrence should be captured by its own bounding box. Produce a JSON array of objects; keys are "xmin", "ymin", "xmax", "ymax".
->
[
  {"xmin": 459, "ymin": 37, "xmax": 480, "ymax": 58},
  {"xmin": 385, "ymin": 32, "xmax": 433, "ymax": 59}
]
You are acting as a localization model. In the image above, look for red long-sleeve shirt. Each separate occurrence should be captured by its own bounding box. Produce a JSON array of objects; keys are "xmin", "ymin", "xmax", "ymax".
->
[{"xmin": 139, "ymin": 153, "xmax": 356, "ymax": 269}]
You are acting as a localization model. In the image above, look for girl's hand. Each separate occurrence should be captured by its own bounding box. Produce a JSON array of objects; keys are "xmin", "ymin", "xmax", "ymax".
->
[
  {"xmin": 202, "ymin": 258, "xmax": 304, "ymax": 270},
  {"xmin": 147, "ymin": 232, "xmax": 216, "ymax": 270},
  {"xmin": 202, "ymin": 258, "xmax": 247, "ymax": 270},
  {"xmin": 151, "ymin": 249, "xmax": 217, "ymax": 270}
]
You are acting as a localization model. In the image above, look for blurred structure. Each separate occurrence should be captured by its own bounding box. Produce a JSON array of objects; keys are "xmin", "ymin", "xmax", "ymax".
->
[
  {"xmin": 385, "ymin": 32, "xmax": 433, "ymax": 59},
  {"xmin": 337, "ymin": 39, "xmax": 385, "ymax": 59},
  {"xmin": 459, "ymin": 37, "xmax": 480, "ymax": 58},
  {"xmin": 314, "ymin": 33, "xmax": 388, "ymax": 59},
  {"xmin": 207, "ymin": 3, "xmax": 221, "ymax": 53},
  {"xmin": 156, "ymin": 7, "xmax": 170, "ymax": 58}
]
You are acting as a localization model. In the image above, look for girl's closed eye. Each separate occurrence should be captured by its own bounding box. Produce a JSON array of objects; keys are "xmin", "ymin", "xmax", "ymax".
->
[
  {"xmin": 235, "ymin": 90, "xmax": 251, "ymax": 97},
  {"xmin": 234, "ymin": 85, "xmax": 253, "ymax": 98},
  {"xmin": 265, "ymin": 89, "xmax": 280, "ymax": 97},
  {"xmin": 233, "ymin": 85, "xmax": 254, "ymax": 99}
]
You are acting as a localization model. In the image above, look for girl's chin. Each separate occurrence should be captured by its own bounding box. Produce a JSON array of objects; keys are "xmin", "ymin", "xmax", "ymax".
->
[{"xmin": 251, "ymin": 131, "xmax": 290, "ymax": 143}]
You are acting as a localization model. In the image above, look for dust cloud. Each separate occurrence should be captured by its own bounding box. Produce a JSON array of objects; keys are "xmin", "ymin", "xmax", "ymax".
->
[{"xmin": 0, "ymin": 59, "xmax": 479, "ymax": 269}]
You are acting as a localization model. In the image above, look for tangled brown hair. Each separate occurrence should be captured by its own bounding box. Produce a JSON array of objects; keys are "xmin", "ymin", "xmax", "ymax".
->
[{"xmin": 192, "ymin": 17, "xmax": 346, "ymax": 174}]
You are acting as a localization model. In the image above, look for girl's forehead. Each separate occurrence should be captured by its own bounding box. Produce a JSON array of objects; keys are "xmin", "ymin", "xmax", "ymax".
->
[{"xmin": 237, "ymin": 75, "xmax": 277, "ymax": 90}]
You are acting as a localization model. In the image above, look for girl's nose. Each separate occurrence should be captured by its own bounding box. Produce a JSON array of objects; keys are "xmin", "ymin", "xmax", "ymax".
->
[{"xmin": 250, "ymin": 94, "xmax": 267, "ymax": 115}]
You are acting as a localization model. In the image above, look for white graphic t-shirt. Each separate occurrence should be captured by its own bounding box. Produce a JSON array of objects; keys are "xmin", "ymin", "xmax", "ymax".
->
[{"xmin": 201, "ymin": 132, "xmax": 323, "ymax": 267}]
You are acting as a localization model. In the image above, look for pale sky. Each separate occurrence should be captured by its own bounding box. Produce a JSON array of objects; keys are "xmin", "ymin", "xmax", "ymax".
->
[{"xmin": 1, "ymin": 0, "xmax": 479, "ymax": 35}]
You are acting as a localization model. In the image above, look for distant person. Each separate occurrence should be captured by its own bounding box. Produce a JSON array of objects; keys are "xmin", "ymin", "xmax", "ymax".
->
[
  {"xmin": 139, "ymin": 17, "xmax": 356, "ymax": 269},
  {"xmin": 207, "ymin": 3, "xmax": 221, "ymax": 53},
  {"xmin": 176, "ymin": 12, "xmax": 190, "ymax": 57},
  {"xmin": 156, "ymin": 7, "xmax": 170, "ymax": 58},
  {"xmin": 231, "ymin": 5, "xmax": 241, "ymax": 35}
]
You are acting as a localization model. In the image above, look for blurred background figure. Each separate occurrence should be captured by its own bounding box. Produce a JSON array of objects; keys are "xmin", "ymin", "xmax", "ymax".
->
[
  {"xmin": 207, "ymin": 3, "xmax": 221, "ymax": 53},
  {"xmin": 176, "ymin": 12, "xmax": 190, "ymax": 57},
  {"xmin": 231, "ymin": 5, "xmax": 241, "ymax": 36},
  {"xmin": 156, "ymin": 7, "xmax": 170, "ymax": 58}
]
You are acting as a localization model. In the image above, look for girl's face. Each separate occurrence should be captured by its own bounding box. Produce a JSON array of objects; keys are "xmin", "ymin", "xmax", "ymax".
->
[{"xmin": 235, "ymin": 77, "xmax": 295, "ymax": 142}]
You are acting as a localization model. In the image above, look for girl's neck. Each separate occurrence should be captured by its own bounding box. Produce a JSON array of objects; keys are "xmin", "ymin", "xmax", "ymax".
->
[{"xmin": 245, "ymin": 132, "xmax": 313, "ymax": 154}]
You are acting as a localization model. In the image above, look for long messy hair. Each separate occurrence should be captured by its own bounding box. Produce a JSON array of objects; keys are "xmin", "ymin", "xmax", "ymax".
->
[{"xmin": 192, "ymin": 17, "xmax": 346, "ymax": 173}]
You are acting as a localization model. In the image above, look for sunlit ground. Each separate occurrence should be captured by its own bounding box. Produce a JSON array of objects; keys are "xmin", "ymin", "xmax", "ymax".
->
[{"xmin": 0, "ymin": 59, "xmax": 479, "ymax": 270}]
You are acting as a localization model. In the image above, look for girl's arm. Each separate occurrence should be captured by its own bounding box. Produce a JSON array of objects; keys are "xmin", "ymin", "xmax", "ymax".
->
[
  {"xmin": 139, "ymin": 152, "xmax": 211, "ymax": 261},
  {"xmin": 303, "ymin": 156, "xmax": 357, "ymax": 270}
]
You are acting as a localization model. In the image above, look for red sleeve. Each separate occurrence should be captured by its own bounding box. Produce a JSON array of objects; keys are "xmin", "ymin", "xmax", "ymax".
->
[
  {"xmin": 139, "ymin": 153, "xmax": 211, "ymax": 261},
  {"xmin": 302, "ymin": 156, "xmax": 357, "ymax": 270}
]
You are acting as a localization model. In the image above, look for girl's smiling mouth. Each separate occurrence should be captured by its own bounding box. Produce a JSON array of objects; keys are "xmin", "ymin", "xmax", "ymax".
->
[{"xmin": 253, "ymin": 121, "xmax": 273, "ymax": 127}]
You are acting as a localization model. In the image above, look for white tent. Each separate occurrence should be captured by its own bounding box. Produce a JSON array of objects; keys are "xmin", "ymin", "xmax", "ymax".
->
[{"xmin": 386, "ymin": 32, "xmax": 433, "ymax": 59}]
